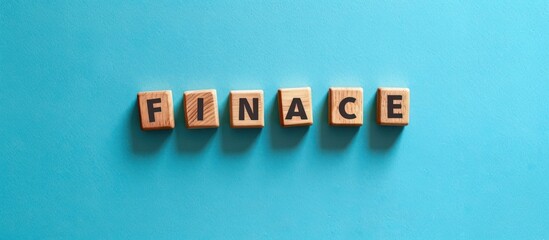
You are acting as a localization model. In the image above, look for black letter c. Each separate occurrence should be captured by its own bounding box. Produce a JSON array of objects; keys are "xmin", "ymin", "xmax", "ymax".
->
[{"xmin": 339, "ymin": 97, "xmax": 356, "ymax": 119}]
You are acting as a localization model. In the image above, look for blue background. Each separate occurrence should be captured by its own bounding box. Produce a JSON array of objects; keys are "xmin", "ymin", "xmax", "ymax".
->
[{"xmin": 1, "ymin": 1, "xmax": 548, "ymax": 239}]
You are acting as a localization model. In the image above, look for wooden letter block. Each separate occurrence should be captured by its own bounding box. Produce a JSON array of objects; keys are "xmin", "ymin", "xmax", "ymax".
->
[
  {"xmin": 184, "ymin": 89, "xmax": 219, "ymax": 129},
  {"xmin": 137, "ymin": 90, "xmax": 175, "ymax": 130},
  {"xmin": 329, "ymin": 87, "xmax": 363, "ymax": 126},
  {"xmin": 230, "ymin": 90, "xmax": 264, "ymax": 128},
  {"xmin": 377, "ymin": 87, "xmax": 410, "ymax": 126},
  {"xmin": 278, "ymin": 87, "xmax": 313, "ymax": 127}
]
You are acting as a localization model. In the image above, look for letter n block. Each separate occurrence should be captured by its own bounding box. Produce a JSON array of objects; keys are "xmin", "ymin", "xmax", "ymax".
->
[
  {"xmin": 184, "ymin": 89, "xmax": 219, "ymax": 129},
  {"xmin": 230, "ymin": 90, "xmax": 264, "ymax": 128},
  {"xmin": 377, "ymin": 87, "xmax": 410, "ymax": 126},
  {"xmin": 329, "ymin": 87, "xmax": 363, "ymax": 126},
  {"xmin": 278, "ymin": 87, "xmax": 313, "ymax": 127},
  {"xmin": 137, "ymin": 90, "xmax": 175, "ymax": 130}
]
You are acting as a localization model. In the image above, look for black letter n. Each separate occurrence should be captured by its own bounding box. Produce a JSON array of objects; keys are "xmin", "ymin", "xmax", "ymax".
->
[{"xmin": 239, "ymin": 98, "xmax": 259, "ymax": 120}]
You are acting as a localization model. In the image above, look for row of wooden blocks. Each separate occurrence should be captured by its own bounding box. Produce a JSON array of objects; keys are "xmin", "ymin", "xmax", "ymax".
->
[{"xmin": 137, "ymin": 87, "xmax": 410, "ymax": 130}]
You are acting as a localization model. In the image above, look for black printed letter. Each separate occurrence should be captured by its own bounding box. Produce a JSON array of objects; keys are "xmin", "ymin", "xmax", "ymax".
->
[
  {"xmin": 147, "ymin": 98, "xmax": 162, "ymax": 122},
  {"xmin": 239, "ymin": 98, "xmax": 259, "ymax": 120},
  {"xmin": 338, "ymin": 97, "xmax": 356, "ymax": 119},
  {"xmin": 387, "ymin": 95, "xmax": 402, "ymax": 118},
  {"xmin": 285, "ymin": 98, "xmax": 308, "ymax": 120},
  {"xmin": 197, "ymin": 98, "xmax": 204, "ymax": 120}
]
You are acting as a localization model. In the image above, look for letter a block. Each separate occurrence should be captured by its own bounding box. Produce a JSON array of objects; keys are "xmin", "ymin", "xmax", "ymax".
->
[
  {"xmin": 329, "ymin": 87, "xmax": 363, "ymax": 126},
  {"xmin": 278, "ymin": 87, "xmax": 313, "ymax": 127},
  {"xmin": 230, "ymin": 90, "xmax": 264, "ymax": 128},
  {"xmin": 377, "ymin": 87, "xmax": 410, "ymax": 126},
  {"xmin": 184, "ymin": 89, "xmax": 219, "ymax": 129},
  {"xmin": 137, "ymin": 90, "xmax": 175, "ymax": 130}
]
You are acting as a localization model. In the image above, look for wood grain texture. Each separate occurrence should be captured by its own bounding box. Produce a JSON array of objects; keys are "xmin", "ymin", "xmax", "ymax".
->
[
  {"xmin": 328, "ymin": 87, "xmax": 363, "ymax": 126},
  {"xmin": 230, "ymin": 90, "xmax": 264, "ymax": 128},
  {"xmin": 184, "ymin": 89, "xmax": 219, "ymax": 129},
  {"xmin": 137, "ymin": 90, "xmax": 175, "ymax": 130},
  {"xmin": 278, "ymin": 87, "xmax": 313, "ymax": 127},
  {"xmin": 377, "ymin": 87, "xmax": 410, "ymax": 126}
]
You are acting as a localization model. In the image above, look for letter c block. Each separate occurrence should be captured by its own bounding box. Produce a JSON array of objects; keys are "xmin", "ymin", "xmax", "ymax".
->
[{"xmin": 329, "ymin": 87, "xmax": 363, "ymax": 126}]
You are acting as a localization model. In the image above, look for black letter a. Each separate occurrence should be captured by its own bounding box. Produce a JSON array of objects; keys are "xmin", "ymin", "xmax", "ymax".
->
[{"xmin": 285, "ymin": 98, "xmax": 308, "ymax": 120}]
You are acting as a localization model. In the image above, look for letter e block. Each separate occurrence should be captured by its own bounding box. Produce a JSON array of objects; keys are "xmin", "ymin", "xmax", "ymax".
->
[
  {"xmin": 184, "ymin": 89, "xmax": 219, "ymax": 129},
  {"xmin": 377, "ymin": 87, "xmax": 409, "ymax": 126},
  {"xmin": 329, "ymin": 87, "xmax": 363, "ymax": 126},
  {"xmin": 230, "ymin": 90, "xmax": 264, "ymax": 128},
  {"xmin": 137, "ymin": 90, "xmax": 175, "ymax": 130},
  {"xmin": 278, "ymin": 87, "xmax": 313, "ymax": 127}
]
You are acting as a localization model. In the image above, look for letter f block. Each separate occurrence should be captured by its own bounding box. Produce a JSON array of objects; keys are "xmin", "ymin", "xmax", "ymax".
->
[
  {"xmin": 377, "ymin": 87, "xmax": 410, "ymax": 126},
  {"xmin": 278, "ymin": 87, "xmax": 313, "ymax": 127},
  {"xmin": 137, "ymin": 90, "xmax": 175, "ymax": 130}
]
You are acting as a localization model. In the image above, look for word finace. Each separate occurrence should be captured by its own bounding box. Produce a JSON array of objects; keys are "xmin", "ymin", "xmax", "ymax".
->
[{"xmin": 137, "ymin": 87, "xmax": 409, "ymax": 130}]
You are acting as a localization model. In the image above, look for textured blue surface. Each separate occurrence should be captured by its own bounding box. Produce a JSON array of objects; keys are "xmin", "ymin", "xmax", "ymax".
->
[{"xmin": 1, "ymin": 1, "xmax": 549, "ymax": 239}]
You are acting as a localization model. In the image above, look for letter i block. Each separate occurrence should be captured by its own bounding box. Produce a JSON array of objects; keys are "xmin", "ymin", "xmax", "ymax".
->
[
  {"xmin": 377, "ymin": 87, "xmax": 410, "ymax": 126},
  {"xmin": 137, "ymin": 90, "xmax": 175, "ymax": 130},
  {"xmin": 278, "ymin": 87, "xmax": 313, "ymax": 127},
  {"xmin": 184, "ymin": 89, "xmax": 220, "ymax": 129},
  {"xmin": 230, "ymin": 90, "xmax": 264, "ymax": 128},
  {"xmin": 329, "ymin": 87, "xmax": 363, "ymax": 126}
]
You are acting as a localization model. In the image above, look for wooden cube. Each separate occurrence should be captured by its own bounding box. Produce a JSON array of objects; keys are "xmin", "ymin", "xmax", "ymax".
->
[
  {"xmin": 184, "ymin": 89, "xmax": 219, "ymax": 129},
  {"xmin": 377, "ymin": 87, "xmax": 409, "ymax": 126},
  {"xmin": 328, "ymin": 87, "xmax": 363, "ymax": 126},
  {"xmin": 230, "ymin": 90, "xmax": 264, "ymax": 128},
  {"xmin": 137, "ymin": 90, "xmax": 175, "ymax": 130},
  {"xmin": 278, "ymin": 87, "xmax": 313, "ymax": 127}
]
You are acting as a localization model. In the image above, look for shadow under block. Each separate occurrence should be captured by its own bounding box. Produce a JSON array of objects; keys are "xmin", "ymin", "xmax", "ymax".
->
[
  {"xmin": 137, "ymin": 90, "xmax": 175, "ymax": 130},
  {"xmin": 230, "ymin": 90, "xmax": 264, "ymax": 128},
  {"xmin": 328, "ymin": 87, "xmax": 363, "ymax": 126},
  {"xmin": 184, "ymin": 89, "xmax": 220, "ymax": 129},
  {"xmin": 278, "ymin": 87, "xmax": 313, "ymax": 127},
  {"xmin": 377, "ymin": 87, "xmax": 410, "ymax": 126}
]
